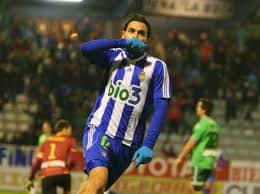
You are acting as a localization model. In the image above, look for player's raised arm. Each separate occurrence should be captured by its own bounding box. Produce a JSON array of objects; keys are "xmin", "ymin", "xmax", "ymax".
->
[
  {"xmin": 80, "ymin": 39, "xmax": 126, "ymax": 53},
  {"xmin": 80, "ymin": 38, "xmax": 146, "ymax": 66}
]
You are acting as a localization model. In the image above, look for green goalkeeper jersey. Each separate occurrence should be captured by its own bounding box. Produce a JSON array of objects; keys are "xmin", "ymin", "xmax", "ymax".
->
[{"xmin": 191, "ymin": 116, "xmax": 220, "ymax": 169}]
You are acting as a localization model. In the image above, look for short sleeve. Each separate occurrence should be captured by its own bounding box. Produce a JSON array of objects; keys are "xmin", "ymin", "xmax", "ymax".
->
[
  {"xmin": 191, "ymin": 122, "xmax": 205, "ymax": 141},
  {"xmin": 152, "ymin": 60, "xmax": 171, "ymax": 100}
]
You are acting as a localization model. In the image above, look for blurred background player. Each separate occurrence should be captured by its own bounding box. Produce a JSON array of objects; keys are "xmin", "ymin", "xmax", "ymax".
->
[
  {"xmin": 29, "ymin": 121, "xmax": 53, "ymax": 193},
  {"xmin": 78, "ymin": 13, "xmax": 171, "ymax": 194},
  {"xmin": 175, "ymin": 98, "xmax": 220, "ymax": 194},
  {"xmin": 38, "ymin": 121, "xmax": 53, "ymax": 145},
  {"xmin": 26, "ymin": 119, "xmax": 77, "ymax": 194}
]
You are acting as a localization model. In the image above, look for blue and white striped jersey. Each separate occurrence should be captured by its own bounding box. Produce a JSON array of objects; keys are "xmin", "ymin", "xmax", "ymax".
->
[{"xmin": 86, "ymin": 48, "xmax": 171, "ymax": 147}]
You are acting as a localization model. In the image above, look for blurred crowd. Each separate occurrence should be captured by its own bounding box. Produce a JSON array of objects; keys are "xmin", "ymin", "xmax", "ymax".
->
[{"xmin": 0, "ymin": 15, "xmax": 259, "ymax": 145}]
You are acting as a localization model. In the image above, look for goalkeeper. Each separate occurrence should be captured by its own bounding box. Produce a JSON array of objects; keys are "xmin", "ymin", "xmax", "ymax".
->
[{"xmin": 26, "ymin": 119, "xmax": 77, "ymax": 194}]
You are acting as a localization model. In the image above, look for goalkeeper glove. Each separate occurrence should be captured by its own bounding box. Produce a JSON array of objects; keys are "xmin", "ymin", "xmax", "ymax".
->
[
  {"xmin": 132, "ymin": 146, "xmax": 153, "ymax": 168},
  {"xmin": 125, "ymin": 38, "xmax": 146, "ymax": 51},
  {"xmin": 25, "ymin": 180, "xmax": 34, "ymax": 192}
]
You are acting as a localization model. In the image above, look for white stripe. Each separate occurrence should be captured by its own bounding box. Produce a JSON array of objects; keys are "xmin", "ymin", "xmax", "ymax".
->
[
  {"xmin": 90, "ymin": 70, "xmax": 118, "ymax": 126},
  {"xmin": 86, "ymin": 125, "xmax": 95, "ymax": 150},
  {"xmin": 90, "ymin": 52, "xmax": 124, "ymax": 126},
  {"xmin": 192, "ymin": 166, "xmax": 198, "ymax": 183},
  {"xmin": 162, "ymin": 61, "xmax": 170, "ymax": 98},
  {"xmin": 192, "ymin": 167, "xmax": 204, "ymax": 186},
  {"xmin": 41, "ymin": 160, "xmax": 66, "ymax": 169},
  {"xmin": 106, "ymin": 64, "xmax": 135, "ymax": 137},
  {"xmin": 203, "ymin": 149, "xmax": 218, "ymax": 157}
]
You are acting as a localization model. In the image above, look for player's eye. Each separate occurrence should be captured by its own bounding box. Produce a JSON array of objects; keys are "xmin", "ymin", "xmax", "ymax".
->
[
  {"xmin": 138, "ymin": 30, "xmax": 145, "ymax": 36},
  {"xmin": 128, "ymin": 28, "xmax": 135, "ymax": 33}
]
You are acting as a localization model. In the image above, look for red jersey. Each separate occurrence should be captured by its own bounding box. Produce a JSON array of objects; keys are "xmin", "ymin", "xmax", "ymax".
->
[{"xmin": 35, "ymin": 133, "xmax": 77, "ymax": 178}]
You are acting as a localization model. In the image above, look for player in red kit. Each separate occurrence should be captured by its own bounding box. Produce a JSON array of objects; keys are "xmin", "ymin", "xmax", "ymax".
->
[{"xmin": 26, "ymin": 119, "xmax": 77, "ymax": 194}]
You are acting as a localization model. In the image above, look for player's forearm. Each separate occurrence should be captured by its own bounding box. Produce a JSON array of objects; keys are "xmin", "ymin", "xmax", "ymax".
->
[
  {"xmin": 143, "ymin": 98, "xmax": 169, "ymax": 149},
  {"xmin": 29, "ymin": 158, "xmax": 41, "ymax": 181},
  {"xmin": 80, "ymin": 39, "xmax": 127, "ymax": 54},
  {"xmin": 67, "ymin": 154, "xmax": 76, "ymax": 170},
  {"xmin": 178, "ymin": 138, "xmax": 196, "ymax": 160}
]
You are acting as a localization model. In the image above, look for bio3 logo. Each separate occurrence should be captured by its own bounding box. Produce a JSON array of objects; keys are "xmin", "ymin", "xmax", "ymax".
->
[{"xmin": 108, "ymin": 80, "xmax": 141, "ymax": 106}]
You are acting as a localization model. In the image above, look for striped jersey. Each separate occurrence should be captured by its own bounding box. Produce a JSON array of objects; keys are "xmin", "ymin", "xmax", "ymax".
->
[{"xmin": 86, "ymin": 48, "xmax": 171, "ymax": 147}]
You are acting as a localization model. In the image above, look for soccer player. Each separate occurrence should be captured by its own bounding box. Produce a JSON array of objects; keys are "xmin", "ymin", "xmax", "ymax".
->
[
  {"xmin": 26, "ymin": 119, "xmax": 77, "ymax": 194},
  {"xmin": 38, "ymin": 121, "xmax": 53, "ymax": 145},
  {"xmin": 175, "ymin": 98, "xmax": 220, "ymax": 194},
  {"xmin": 78, "ymin": 13, "xmax": 171, "ymax": 194},
  {"xmin": 28, "ymin": 121, "xmax": 53, "ymax": 194}
]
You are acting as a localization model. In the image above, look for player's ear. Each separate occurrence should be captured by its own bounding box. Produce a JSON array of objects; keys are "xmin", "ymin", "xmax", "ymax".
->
[{"xmin": 121, "ymin": 30, "xmax": 126, "ymax": 39}]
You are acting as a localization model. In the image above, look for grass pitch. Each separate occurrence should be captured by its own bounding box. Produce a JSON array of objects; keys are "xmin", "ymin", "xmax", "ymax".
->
[{"xmin": 0, "ymin": 190, "xmax": 28, "ymax": 194}]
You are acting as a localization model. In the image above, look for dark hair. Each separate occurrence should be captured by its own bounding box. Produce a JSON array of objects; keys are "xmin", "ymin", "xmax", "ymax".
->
[
  {"xmin": 122, "ymin": 13, "xmax": 151, "ymax": 38},
  {"xmin": 199, "ymin": 98, "xmax": 213, "ymax": 116},
  {"xmin": 54, "ymin": 119, "xmax": 71, "ymax": 133}
]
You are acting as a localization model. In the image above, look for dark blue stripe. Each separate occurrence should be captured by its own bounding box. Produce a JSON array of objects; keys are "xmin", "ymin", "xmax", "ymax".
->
[
  {"xmin": 99, "ymin": 98, "xmax": 115, "ymax": 132},
  {"xmin": 113, "ymin": 59, "xmax": 127, "ymax": 84}
]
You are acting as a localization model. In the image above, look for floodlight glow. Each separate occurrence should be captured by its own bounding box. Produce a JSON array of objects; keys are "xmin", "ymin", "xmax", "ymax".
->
[{"xmin": 44, "ymin": 0, "xmax": 83, "ymax": 2}]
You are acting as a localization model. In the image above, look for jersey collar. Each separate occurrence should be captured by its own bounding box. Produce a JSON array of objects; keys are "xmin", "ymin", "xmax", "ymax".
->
[{"xmin": 127, "ymin": 51, "xmax": 148, "ymax": 64}]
